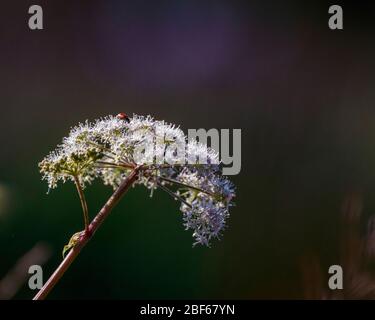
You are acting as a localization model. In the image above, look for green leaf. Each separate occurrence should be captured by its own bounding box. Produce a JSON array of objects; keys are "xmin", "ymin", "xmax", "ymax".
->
[{"xmin": 62, "ymin": 231, "xmax": 83, "ymax": 258}]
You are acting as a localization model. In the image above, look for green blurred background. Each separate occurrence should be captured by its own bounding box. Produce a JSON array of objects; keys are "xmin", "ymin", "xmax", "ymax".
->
[{"xmin": 1, "ymin": 1, "xmax": 375, "ymax": 299}]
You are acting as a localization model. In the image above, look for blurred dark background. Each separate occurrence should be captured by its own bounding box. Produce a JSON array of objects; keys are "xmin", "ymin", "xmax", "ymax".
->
[{"xmin": 1, "ymin": 0, "xmax": 375, "ymax": 299}]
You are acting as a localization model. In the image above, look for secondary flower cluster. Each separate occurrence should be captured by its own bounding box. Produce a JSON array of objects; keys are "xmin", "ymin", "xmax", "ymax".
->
[{"xmin": 39, "ymin": 114, "xmax": 235, "ymax": 246}]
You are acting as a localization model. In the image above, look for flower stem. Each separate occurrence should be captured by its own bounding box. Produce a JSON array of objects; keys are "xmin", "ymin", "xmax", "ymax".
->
[
  {"xmin": 156, "ymin": 181, "xmax": 192, "ymax": 208},
  {"xmin": 96, "ymin": 161, "xmax": 135, "ymax": 169},
  {"xmin": 73, "ymin": 176, "xmax": 89, "ymax": 233},
  {"xmin": 158, "ymin": 176, "xmax": 215, "ymax": 197},
  {"xmin": 33, "ymin": 166, "xmax": 142, "ymax": 300}
]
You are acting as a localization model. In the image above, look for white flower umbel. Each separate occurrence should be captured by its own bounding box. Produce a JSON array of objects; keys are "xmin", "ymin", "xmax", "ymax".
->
[{"xmin": 39, "ymin": 114, "xmax": 236, "ymax": 246}]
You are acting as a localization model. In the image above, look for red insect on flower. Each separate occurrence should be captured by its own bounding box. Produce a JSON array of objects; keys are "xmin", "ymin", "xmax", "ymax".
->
[{"xmin": 116, "ymin": 112, "xmax": 130, "ymax": 122}]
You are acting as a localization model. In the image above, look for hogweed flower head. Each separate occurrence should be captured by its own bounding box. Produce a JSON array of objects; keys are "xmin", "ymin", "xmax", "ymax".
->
[{"xmin": 39, "ymin": 114, "xmax": 236, "ymax": 246}]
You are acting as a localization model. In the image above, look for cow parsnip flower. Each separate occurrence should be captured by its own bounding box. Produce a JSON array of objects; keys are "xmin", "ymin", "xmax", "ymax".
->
[{"xmin": 39, "ymin": 114, "xmax": 235, "ymax": 246}]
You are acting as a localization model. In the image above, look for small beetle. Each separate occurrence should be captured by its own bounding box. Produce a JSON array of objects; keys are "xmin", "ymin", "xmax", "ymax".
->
[{"xmin": 116, "ymin": 112, "xmax": 130, "ymax": 122}]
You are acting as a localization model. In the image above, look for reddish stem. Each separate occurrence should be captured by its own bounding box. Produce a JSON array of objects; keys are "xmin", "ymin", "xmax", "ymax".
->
[{"xmin": 33, "ymin": 166, "xmax": 141, "ymax": 300}]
